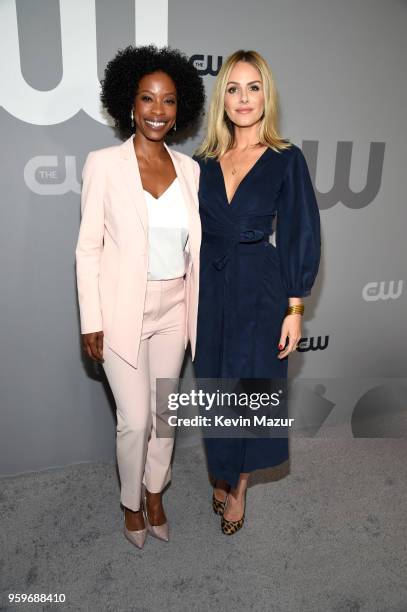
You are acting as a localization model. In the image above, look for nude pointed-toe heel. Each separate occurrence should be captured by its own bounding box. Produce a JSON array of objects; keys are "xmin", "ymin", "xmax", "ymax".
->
[
  {"xmin": 123, "ymin": 509, "xmax": 148, "ymax": 549},
  {"xmin": 143, "ymin": 486, "xmax": 169, "ymax": 542},
  {"xmin": 144, "ymin": 513, "xmax": 169, "ymax": 542}
]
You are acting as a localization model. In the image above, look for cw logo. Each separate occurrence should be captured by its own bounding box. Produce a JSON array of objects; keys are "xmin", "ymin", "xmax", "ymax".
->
[
  {"xmin": 303, "ymin": 141, "xmax": 385, "ymax": 210},
  {"xmin": 189, "ymin": 55, "xmax": 223, "ymax": 76},
  {"xmin": 297, "ymin": 336, "xmax": 329, "ymax": 352},
  {"xmin": 24, "ymin": 156, "xmax": 80, "ymax": 195},
  {"xmin": 362, "ymin": 280, "xmax": 404, "ymax": 302},
  {"xmin": 0, "ymin": 0, "xmax": 168, "ymax": 125}
]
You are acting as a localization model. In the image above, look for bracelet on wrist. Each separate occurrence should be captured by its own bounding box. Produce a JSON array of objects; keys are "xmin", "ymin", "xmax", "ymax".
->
[{"xmin": 285, "ymin": 304, "xmax": 304, "ymax": 316}]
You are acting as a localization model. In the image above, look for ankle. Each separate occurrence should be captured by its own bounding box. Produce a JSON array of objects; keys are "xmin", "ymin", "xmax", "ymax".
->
[
  {"xmin": 214, "ymin": 488, "xmax": 227, "ymax": 504},
  {"xmin": 228, "ymin": 489, "xmax": 246, "ymax": 503},
  {"xmin": 214, "ymin": 479, "xmax": 230, "ymax": 493},
  {"xmin": 124, "ymin": 506, "xmax": 145, "ymax": 530},
  {"xmin": 146, "ymin": 490, "xmax": 163, "ymax": 507},
  {"xmin": 125, "ymin": 506, "xmax": 142, "ymax": 516}
]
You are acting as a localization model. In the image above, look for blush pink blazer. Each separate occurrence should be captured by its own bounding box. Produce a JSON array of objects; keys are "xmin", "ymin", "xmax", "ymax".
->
[{"xmin": 75, "ymin": 134, "xmax": 201, "ymax": 369}]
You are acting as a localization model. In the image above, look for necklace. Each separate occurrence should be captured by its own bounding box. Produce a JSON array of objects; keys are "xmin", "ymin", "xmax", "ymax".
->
[{"xmin": 228, "ymin": 142, "xmax": 261, "ymax": 175}]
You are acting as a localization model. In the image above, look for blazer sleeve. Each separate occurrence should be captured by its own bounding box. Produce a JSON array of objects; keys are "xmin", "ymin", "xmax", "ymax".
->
[
  {"xmin": 192, "ymin": 158, "xmax": 201, "ymax": 195},
  {"xmin": 276, "ymin": 146, "xmax": 321, "ymax": 298},
  {"xmin": 75, "ymin": 151, "xmax": 106, "ymax": 333}
]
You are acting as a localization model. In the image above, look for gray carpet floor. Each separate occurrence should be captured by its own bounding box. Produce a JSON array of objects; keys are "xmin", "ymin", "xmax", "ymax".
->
[{"xmin": 1, "ymin": 438, "xmax": 407, "ymax": 612}]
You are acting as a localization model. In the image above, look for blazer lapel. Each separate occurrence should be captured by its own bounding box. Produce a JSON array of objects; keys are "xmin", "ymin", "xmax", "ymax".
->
[
  {"xmin": 118, "ymin": 136, "xmax": 199, "ymax": 253},
  {"xmin": 164, "ymin": 143, "xmax": 199, "ymax": 256},
  {"xmin": 118, "ymin": 134, "xmax": 148, "ymax": 236}
]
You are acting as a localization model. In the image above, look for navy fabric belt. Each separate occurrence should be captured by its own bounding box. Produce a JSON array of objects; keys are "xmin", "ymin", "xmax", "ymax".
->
[{"xmin": 202, "ymin": 225, "xmax": 273, "ymax": 271}]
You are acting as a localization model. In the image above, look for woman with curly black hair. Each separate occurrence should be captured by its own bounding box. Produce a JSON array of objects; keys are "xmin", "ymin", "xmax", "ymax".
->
[{"xmin": 75, "ymin": 45, "xmax": 204, "ymax": 549}]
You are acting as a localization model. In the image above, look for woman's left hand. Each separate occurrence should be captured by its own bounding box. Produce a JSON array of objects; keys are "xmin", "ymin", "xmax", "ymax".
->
[{"xmin": 277, "ymin": 314, "xmax": 302, "ymax": 359}]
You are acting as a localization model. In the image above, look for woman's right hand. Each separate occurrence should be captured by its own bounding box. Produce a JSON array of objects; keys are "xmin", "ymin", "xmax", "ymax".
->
[{"xmin": 81, "ymin": 331, "xmax": 104, "ymax": 362}]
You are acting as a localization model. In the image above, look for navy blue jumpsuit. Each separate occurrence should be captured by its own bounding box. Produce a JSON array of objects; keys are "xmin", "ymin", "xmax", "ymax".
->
[{"xmin": 193, "ymin": 144, "xmax": 321, "ymax": 488}]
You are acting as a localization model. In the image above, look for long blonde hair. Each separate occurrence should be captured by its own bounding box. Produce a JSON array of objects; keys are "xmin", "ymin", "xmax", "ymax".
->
[{"xmin": 195, "ymin": 50, "xmax": 291, "ymax": 159}]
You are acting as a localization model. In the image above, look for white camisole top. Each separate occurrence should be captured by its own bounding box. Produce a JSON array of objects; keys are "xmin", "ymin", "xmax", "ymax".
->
[{"xmin": 144, "ymin": 177, "xmax": 189, "ymax": 281}]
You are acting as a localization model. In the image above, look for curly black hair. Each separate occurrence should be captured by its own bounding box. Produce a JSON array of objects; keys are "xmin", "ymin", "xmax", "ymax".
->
[{"xmin": 100, "ymin": 45, "xmax": 205, "ymax": 139}]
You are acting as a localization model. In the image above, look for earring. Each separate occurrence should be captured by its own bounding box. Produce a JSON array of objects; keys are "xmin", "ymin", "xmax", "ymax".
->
[
  {"xmin": 130, "ymin": 109, "xmax": 134, "ymax": 127},
  {"xmin": 173, "ymin": 122, "xmax": 177, "ymax": 132}
]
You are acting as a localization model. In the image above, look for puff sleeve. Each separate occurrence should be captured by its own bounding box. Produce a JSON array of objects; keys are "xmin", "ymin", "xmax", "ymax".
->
[{"xmin": 276, "ymin": 146, "xmax": 321, "ymax": 297}]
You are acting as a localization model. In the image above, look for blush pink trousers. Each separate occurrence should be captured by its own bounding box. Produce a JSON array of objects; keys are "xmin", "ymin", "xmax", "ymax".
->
[{"xmin": 102, "ymin": 276, "xmax": 186, "ymax": 511}]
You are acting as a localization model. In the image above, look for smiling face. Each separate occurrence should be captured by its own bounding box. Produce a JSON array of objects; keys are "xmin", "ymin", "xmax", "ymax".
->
[
  {"xmin": 132, "ymin": 71, "xmax": 177, "ymax": 141},
  {"xmin": 224, "ymin": 60, "xmax": 265, "ymax": 129}
]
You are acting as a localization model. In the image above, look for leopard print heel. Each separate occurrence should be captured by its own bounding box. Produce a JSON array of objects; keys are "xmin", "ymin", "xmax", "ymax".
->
[
  {"xmin": 221, "ymin": 513, "xmax": 245, "ymax": 535},
  {"xmin": 221, "ymin": 492, "xmax": 246, "ymax": 535},
  {"xmin": 212, "ymin": 492, "xmax": 227, "ymax": 516}
]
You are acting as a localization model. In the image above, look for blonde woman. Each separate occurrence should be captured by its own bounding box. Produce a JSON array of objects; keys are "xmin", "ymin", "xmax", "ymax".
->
[{"xmin": 194, "ymin": 50, "xmax": 321, "ymax": 535}]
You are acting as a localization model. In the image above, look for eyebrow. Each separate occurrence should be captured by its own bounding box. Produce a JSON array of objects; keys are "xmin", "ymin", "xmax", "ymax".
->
[
  {"xmin": 138, "ymin": 89, "xmax": 176, "ymax": 95},
  {"xmin": 226, "ymin": 80, "xmax": 262, "ymax": 86}
]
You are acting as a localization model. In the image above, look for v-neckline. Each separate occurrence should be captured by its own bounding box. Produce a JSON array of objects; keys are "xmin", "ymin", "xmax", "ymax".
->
[
  {"xmin": 218, "ymin": 147, "xmax": 269, "ymax": 206},
  {"xmin": 143, "ymin": 177, "xmax": 177, "ymax": 201}
]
